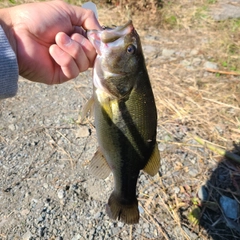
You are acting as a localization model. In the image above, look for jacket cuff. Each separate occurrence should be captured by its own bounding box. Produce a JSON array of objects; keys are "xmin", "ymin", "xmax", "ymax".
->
[{"xmin": 0, "ymin": 25, "xmax": 18, "ymax": 99}]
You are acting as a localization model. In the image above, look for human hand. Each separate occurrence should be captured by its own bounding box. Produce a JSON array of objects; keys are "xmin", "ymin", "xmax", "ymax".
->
[{"xmin": 0, "ymin": 0, "xmax": 101, "ymax": 84}]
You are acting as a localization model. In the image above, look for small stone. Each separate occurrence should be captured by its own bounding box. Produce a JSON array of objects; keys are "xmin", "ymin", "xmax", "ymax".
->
[
  {"xmin": 173, "ymin": 186, "xmax": 180, "ymax": 194},
  {"xmin": 43, "ymin": 183, "xmax": 48, "ymax": 189},
  {"xmin": 161, "ymin": 165, "xmax": 166, "ymax": 172},
  {"xmin": 220, "ymin": 196, "xmax": 239, "ymax": 220},
  {"xmin": 96, "ymin": 225, "xmax": 102, "ymax": 231},
  {"xmin": 71, "ymin": 234, "xmax": 81, "ymax": 240},
  {"xmin": 8, "ymin": 124, "xmax": 15, "ymax": 131},
  {"xmin": 188, "ymin": 168, "xmax": 199, "ymax": 177},
  {"xmin": 31, "ymin": 198, "xmax": 38, "ymax": 203},
  {"xmin": 143, "ymin": 45, "xmax": 156, "ymax": 54},
  {"xmin": 38, "ymin": 227, "xmax": 45, "ymax": 237},
  {"xmin": 163, "ymin": 134, "xmax": 173, "ymax": 142},
  {"xmin": 138, "ymin": 205, "xmax": 144, "ymax": 214},
  {"xmin": 47, "ymin": 174, "xmax": 53, "ymax": 181},
  {"xmin": 182, "ymin": 226, "xmax": 198, "ymax": 239},
  {"xmin": 144, "ymin": 34, "xmax": 159, "ymax": 41},
  {"xmin": 117, "ymin": 222, "xmax": 124, "ymax": 228},
  {"xmin": 76, "ymin": 126, "xmax": 89, "ymax": 138},
  {"xmin": 158, "ymin": 143, "xmax": 166, "ymax": 152},
  {"xmin": 211, "ymin": 3, "xmax": 240, "ymax": 21},
  {"xmin": 136, "ymin": 227, "xmax": 142, "ymax": 234},
  {"xmin": 192, "ymin": 58, "xmax": 202, "ymax": 66},
  {"xmin": 144, "ymin": 227, "xmax": 150, "ymax": 233},
  {"xmin": 143, "ymin": 223, "xmax": 149, "ymax": 229},
  {"xmin": 57, "ymin": 189, "xmax": 65, "ymax": 199},
  {"xmin": 21, "ymin": 209, "xmax": 30, "ymax": 216},
  {"xmin": 22, "ymin": 230, "xmax": 32, "ymax": 240},
  {"xmin": 180, "ymin": 60, "xmax": 191, "ymax": 67},
  {"xmin": 175, "ymin": 51, "xmax": 185, "ymax": 57},
  {"xmin": 38, "ymin": 215, "xmax": 45, "ymax": 223},
  {"xmin": 198, "ymin": 185, "xmax": 208, "ymax": 201},
  {"xmin": 56, "ymin": 237, "xmax": 63, "ymax": 240},
  {"xmin": 190, "ymin": 49, "xmax": 199, "ymax": 56},
  {"xmin": 94, "ymin": 212, "xmax": 101, "ymax": 219},
  {"xmin": 89, "ymin": 229, "xmax": 95, "ymax": 237},
  {"xmin": 111, "ymin": 227, "xmax": 119, "ymax": 235},
  {"xmin": 215, "ymin": 125, "xmax": 224, "ymax": 135},
  {"xmin": 162, "ymin": 49, "xmax": 175, "ymax": 57},
  {"xmin": 203, "ymin": 72, "xmax": 209, "ymax": 78},
  {"xmin": 204, "ymin": 61, "xmax": 218, "ymax": 70}
]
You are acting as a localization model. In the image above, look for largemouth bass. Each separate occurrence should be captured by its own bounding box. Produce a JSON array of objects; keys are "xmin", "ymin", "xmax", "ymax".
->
[{"xmin": 85, "ymin": 20, "xmax": 160, "ymax": 224}]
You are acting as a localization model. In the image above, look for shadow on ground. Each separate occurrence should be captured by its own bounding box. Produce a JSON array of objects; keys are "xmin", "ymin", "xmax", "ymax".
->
[{"xmin": 199, "ymin": 144, "xmax": 240, "ymax": 240}]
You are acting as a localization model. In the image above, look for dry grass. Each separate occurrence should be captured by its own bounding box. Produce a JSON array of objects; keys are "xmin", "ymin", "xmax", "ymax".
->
[
  {"xmin": 91, "ymin": 2, "xmax": 239, "ymax": 239},
  {"xmin": 141, "ymin": 1, "xmax": 239, "ymax": 239},
  {"xmin": 98, "ymin": 1, "xmax": 240, "ymax": 239}
]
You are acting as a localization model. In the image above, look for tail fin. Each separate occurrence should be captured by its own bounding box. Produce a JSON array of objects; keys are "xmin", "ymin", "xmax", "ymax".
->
[{"xmin": 106, "ymin": 191, "xmax": 139, "ymax": 224}]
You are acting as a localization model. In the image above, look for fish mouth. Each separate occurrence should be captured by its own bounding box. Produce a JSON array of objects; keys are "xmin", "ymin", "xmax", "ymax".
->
[
  {"xmin": 101, "ymin": 20, "xmax": 133, "ymax": 43},
  {"xmin": 87, "ymin": 20, "xmax": 134, "ymax": 55}
]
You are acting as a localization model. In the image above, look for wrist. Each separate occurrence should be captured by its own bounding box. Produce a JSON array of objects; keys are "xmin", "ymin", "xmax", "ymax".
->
[{"xmin": 0, "ymin": 8, "xmax": 17, "ymax": 54}]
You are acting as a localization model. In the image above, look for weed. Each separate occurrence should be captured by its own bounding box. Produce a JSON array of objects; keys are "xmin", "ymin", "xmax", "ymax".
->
[
  {"xmin": 165, "ymin": 15, "xmax": 178, "ymax": 27},
  {"xmin": 207, "ymin": 0, "xmax": 217, "ymax": 3},
  {"xmin": 8, "ymin": 0, "xmax": 16, "ymax": 4},
  {"xmin": 194, "ymin": 6, "xmax": 208, "ymax": 20}
]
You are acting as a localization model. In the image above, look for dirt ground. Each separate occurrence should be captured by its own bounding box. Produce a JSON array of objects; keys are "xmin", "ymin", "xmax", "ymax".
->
[{"xmin": 0, "ymin": 1, "xmax": 240, "ymax": 239}]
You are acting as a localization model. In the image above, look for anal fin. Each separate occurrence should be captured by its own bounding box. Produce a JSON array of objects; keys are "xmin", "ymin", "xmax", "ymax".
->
[
  {"xmin": 143, "ymin": 144, "xmax": 160, "ymax": 176},
  {"xmin": 89, "ymin": 149, "xmax": 111, "ymax": 179}
]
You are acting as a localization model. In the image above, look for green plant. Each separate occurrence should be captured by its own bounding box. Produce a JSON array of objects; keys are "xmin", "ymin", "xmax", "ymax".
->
[
  {"xmin": 231, "ymin": 19, "xmax": 240, "ymax": 32},
  {"xmin": 166, "ymin": 15, "xmax": 177, "ymax": 26},
  {"xmin": 8, "ymin": 0, "xmax": 16, "ymax": 4},
  {"xmin": 207, "ymin": 0, "xmax": 217, "ymax": 4}
]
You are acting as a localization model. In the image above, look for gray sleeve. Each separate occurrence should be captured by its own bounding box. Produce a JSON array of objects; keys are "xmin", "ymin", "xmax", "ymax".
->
[{"xmin": 0, "ymin": 25, "xmax": 18, "ymax": 99}]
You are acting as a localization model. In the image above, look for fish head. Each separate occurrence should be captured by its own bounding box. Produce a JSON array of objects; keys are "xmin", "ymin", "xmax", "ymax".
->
[{"xmin": 87, "ymin": 21, "xmax": 144, "ymax": 99}]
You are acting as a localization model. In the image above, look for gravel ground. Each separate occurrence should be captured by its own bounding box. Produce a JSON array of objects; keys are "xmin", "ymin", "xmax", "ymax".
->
[
  {"xmin": 1, "ymin": 4, "xmax": 240, "ymax": 240},
  {"xmin": 0, "ymin": 74, "xmax": 167, "ymax": 240}
]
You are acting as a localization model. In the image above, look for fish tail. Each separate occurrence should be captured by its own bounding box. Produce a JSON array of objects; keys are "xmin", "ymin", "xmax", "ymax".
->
[{"xmin": 106, "ymin": 191, "xmax": 139, "ymax": 224}]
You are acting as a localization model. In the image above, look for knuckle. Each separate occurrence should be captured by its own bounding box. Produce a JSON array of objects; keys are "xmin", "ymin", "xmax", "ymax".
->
[
  {"xmin": 85, "ymin": 9, "xmax": 95, "ymax": 18},
  {"xmin": 78, "ymin": 59, "xmax": 89, "ymax": 73}
]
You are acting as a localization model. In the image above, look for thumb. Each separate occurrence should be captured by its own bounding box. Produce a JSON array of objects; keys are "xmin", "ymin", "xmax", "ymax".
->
[{"xmin": 67, "ymin": 3, "xmax": 102, "ymax": 30}]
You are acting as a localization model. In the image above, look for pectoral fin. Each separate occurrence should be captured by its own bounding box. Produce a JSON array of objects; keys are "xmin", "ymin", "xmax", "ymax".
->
[
  {"xmin": 143, "ymin": 144, "xmax": 160, "ymax": 176},
  {"xmin": 95, "ymin": 88, "xmax": 116, "ymax": 120},
  {"xmin": 79, "ymin": 96, "xmax": 94, "ymax": 123},
  {"xmin": 89, "ymin": 148, "xmax": 111, "ymax": 179}
]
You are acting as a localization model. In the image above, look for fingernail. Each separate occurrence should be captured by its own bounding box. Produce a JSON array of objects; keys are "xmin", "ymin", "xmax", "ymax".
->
[{"xmin": 61, "ymin": 34, "xmax": 71, "ymax": 46}]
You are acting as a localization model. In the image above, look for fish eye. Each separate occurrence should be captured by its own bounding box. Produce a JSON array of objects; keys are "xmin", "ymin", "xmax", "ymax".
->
[{"xmin": 127, "ymin": 45, "xmax": 136, "ymax": 54}]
